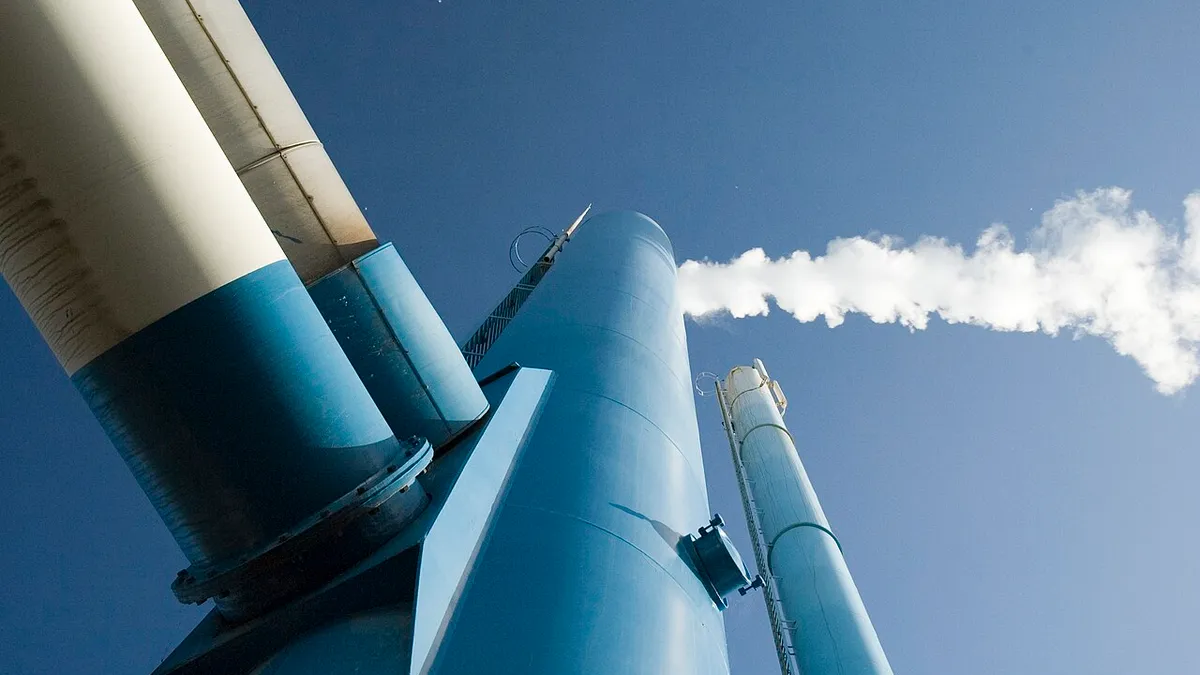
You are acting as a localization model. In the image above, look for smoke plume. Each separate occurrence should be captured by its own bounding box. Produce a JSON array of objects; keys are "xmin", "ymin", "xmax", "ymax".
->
[{"xmin": 679, "ymin": 188, "xmax": 1200, "ymax": 394}]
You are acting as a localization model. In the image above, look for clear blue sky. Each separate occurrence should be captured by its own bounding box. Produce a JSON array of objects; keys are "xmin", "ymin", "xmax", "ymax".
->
[{"xmin": 3, "ymin": 1, "xmax": 1200, "ymax": 672}]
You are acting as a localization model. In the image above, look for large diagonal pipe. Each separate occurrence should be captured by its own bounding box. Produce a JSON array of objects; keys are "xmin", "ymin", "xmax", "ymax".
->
[
  {"xmin": 0, "ymin": 0, "xmax": 428, "ymax": 621},
  {"xmin": 133, "ymin": 0, "xmax": 377, "ymax": 283},
  {"xmin": 135, "ymin": 0, "xmax": 489, "ymax": 448}
]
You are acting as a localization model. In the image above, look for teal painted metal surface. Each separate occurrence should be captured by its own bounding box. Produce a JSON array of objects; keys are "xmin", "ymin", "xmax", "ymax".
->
[
  {"xmin": 171, "ymin": 436, "xmax": 433, "ymax": 622},
  {"xmin": 154, "ymin": 366, "xmax": 553, "ymax": 675},
  {"xmin": 437, "ymin": 211, "xmax": 730, "ymax": 674},
  {"xmin": 398, "ymin": 365, "xmax": 555, "ymax": 675},
  {"xmin": 308, "ymin": 243, "xmax": 489, "ymax": 448},
  {"xmin": 72, "ymin": 261, "xmax": 417, "ymax": 578},
  {"xmin": 723, "ymin": 363, "xmax": 893, "ymax": 675}
]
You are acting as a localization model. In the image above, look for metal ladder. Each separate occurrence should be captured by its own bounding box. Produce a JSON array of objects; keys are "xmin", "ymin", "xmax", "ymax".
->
[
  {"xmin": 460, "ymin": 206, "xmax": 590, "ymax": 369},
  {"xmin": 715, "ymin": 380, "xmax": 802, "ymax": 675},
  {"xmin": 460, "ymin": 260, "xmax": 551, "ymax": 369}
]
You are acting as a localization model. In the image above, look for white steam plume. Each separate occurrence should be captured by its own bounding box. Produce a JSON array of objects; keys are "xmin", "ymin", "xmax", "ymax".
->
[{"xmin": 679, "ymin": 188, "xmax": 1200, "ymax": 394}]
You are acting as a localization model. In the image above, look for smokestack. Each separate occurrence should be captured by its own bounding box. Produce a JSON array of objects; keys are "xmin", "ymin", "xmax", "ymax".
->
[
  {"xmin": 719, "ymin": 360, "xmax": 893, "ymax": 675},
  {"xmin": 434, "ymin": 212, "xmax": 737, "ymax": 673},
  {"xmin": 0, "ymin": 0, "xmax": 430, "ymax": 621}
]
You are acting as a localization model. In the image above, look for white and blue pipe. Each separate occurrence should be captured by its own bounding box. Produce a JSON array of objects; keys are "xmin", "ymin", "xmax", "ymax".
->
[{"xmin": 0, "ymin": 1, "xmax": 450, "ymax": 619}]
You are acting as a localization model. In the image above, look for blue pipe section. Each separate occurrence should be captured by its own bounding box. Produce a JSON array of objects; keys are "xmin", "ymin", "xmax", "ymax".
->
[
  {"xmin": 73, "ymin": 260, "xmax": 410, "ymax": 570},
  {"xmin": 307, "ymin": 243, "xmax": 488, "ymax": 449},
  {"xmin": 433, "ymin": 212, "xmax": 729, "ymax": 674}
]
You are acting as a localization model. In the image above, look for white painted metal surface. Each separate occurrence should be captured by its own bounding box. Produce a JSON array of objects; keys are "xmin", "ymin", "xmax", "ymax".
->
[
  {"xmin": 135, "ymin": 0, "xmax": 378, "ymax": 282},
  {"xmin": 0, "ymin": 0, "xmax": 285, "ymax": 373}
]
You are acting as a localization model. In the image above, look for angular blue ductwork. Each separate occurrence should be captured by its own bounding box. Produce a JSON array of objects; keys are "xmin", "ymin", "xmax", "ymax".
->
[{"xmin": 152, "ymin": 365, "xmax": 555, "ymax": 675}]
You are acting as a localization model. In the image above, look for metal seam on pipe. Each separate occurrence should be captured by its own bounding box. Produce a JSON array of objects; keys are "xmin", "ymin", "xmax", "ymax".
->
[
  {"xmin": 561, "ymin": 385, "xmax": 709, "ymax": 499},
  {"xmin": 767, "ymin": 522, "xmax": 844, "ymax": 575},
  {"xmin": 728, "ymin": 378, "xmax": 768, "ymax": 412},
  {"xmin": 738, "ymin": 422, "xmax": 796, "ymax": 448},
  {"xmin": 235, "ymin": 139, "xmax": 322, "ymax": 175},
  {"xmin": 182, "ymin": 0, "xmax": 341, "ymax": 253},
  {"xmin": 510, "ymin": 503, "xmax": 704, "ymax": 604},
  {"xmin": 552, "ymin": 318, "xmax": 692, "ymax": 393}
]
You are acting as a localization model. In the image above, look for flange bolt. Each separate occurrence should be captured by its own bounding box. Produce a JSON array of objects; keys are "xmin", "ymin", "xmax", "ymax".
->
[{"xmin": 738, "ymin": 575, "xmax": 766, "ymax": 596}]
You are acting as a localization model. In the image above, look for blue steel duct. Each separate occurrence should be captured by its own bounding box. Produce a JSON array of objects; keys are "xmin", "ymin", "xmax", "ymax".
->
[
  {"xmin": 308, "ymin": 243, "xmax": 489, "ymax": 449},
  {"xmin": 71, "ymin": 261, "xmax": 416, "ymax": 568},
  {"xmin": 435, "ymin": 211, "xmax": 732, "ymax": 674},
  {"xmin": 721, "ymin": 362, "xmax": 893, "ymax": 675}
]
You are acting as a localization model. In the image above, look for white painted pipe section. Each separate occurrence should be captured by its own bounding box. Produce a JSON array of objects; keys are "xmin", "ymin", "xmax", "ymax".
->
[
  {"xmin": 134, "ymin": 0, "xmax": 378, "ymax": 282},
  {"xmin": 0, "ymin": 0, "xmax": 286, "ymax": 374},
  {"xmin": 726, "ymin": 363, "xmax": 893, "ymax": 675}
]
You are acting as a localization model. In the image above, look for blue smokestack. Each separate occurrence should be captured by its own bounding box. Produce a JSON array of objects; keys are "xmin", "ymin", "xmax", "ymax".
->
[{"xmin": 436, "ymin": 211, "xmax": 731, "ymax": 674}]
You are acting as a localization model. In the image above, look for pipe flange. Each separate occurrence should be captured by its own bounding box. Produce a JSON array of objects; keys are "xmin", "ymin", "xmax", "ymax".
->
[
  {"xmin": 172, "ymin": 436, "xmax": 433, "ymax": 621},
  {"xmin": 685, "ymin": 513, "xmax": 754, "ymax": 610}
]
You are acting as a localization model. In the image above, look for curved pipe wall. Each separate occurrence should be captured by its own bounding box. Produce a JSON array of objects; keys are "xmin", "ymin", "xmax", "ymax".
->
[
  {"xmin": 307, "ymin": 244, "xmax": 489, "ymax": 449},
  {"xmin": 0, "ymin": 0, "xmax": 421, "ymax": 600},
  {"xmin": 137, "ymin": 0, "xmax": 489, "ymax": 446},
  {"xmin": 726, "ymin": 365, "xmax": 893, "ymax": 675},
  {"xmin": 434, "ymin": 212, "xmax": 730, "ymax": 674},
  {"xmin": 134, "ymin": 0, "xmax": 377, "ymax": 283}
]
